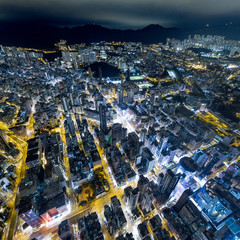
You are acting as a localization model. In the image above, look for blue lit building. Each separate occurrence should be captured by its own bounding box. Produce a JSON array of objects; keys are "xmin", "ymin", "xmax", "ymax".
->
[{"xmin": 202, "ymin": 197, "xmax": 232, "ymax": 229}]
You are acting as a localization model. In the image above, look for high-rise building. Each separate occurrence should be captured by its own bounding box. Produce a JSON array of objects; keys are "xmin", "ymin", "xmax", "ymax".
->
[
  {"xmin": 201, "ymin": 154, "xmax": 219, "ymax": 176},
  {"xmin": 137, "ymin": 175, "xmax": 149, "ymax": 201},
  {"xmin": 129, "ymin": 188, "xmax": 140, "ymax": 210},
  {"xmin": 141, "ymin": 147, "xmax": 155, "ymax": 173},
  {"xmin": 89, "ymin": 51, "xmax": 96, "ymax": 62},
  {"xmin": 99, "ymin": 67, "xmax": 102, "ymax": 83},
  {"xmin": 88, "ymin": 67, "xmax": 92, "ymax": 82},
  {"xmin": 99, "ymin": 103, "xmax": 107, "ymax": 134},
  {"xmin": 141, "ymin": 189, "xmax": 153, "ymax": 213},
  {"xmin": 62, "ymin": 97, "xmax": 69, "ymax": 113},
  {"xmin": 140, "ymin": 129, "xmax": 147, "ymax": 143},
  {"xmin": 128, "ymin": 132, "xmax": 140, "ymax": 161},
  {"xmin": 112, "ymin": 123, "xmax": 122, "ymax": 145},
  {"xmin": 127, "ymin": 89, "xmax": 134, "ymax": 103},
  {"xmin": 126, "ymin": 68, "xmax": 130, "ymax": 82},
  {"xmin": 146, "ymin": 157, "xmax": 155, "ymax": 172},
  {"xmin": 157, "ymin": 173, "xmax": 164, "ymax": 185},
  {"xmin": 121, "ymin": 128, "xmax": 127, "ymax": 140},
  {"xmin": 173, "ymin": 188, "xmax": 193, "ymax": 213},
  {"xmin": 160, "ymin": 169, "xmax": 181, "ymax": 199},
  {"xmin": 192, "ymin": 149, "xmax": 210, "ymax": 168},
  {"xmin": 118, "ymin": 89, "xmax": 124, "ymax": 104},
  {"xmin": 69, "ymin": 93, "xmax": 74, "ymax": 108},
  {"xmin": 0, "ymin": 130, "xmax": 11, "ymax": 152}
]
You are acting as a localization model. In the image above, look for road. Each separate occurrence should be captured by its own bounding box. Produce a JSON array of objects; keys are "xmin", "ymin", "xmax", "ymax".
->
[
  {"xmin": 15, "ymin": 85, "xmax": 176, "ymax": 240},
  {"xmin": 27, "ymin": 112, "xmax": 127, "ymax": 240},
  {"xmin": 2, "ymin": 110, "xmax": 35, "ymax": 240}
]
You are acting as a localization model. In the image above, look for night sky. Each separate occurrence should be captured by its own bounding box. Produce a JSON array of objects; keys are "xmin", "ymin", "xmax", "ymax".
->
[{"xmin": 0, "ymin": 0, "xmax": 239, "ymax": 29}]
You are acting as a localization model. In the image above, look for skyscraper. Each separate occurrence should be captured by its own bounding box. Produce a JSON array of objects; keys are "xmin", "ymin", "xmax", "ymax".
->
[
  {"xmin": 89, "ymin": 51, "xmax": 96, "ymax": 62},
  {"xmin": 173, "ymin": 188, "xmax": 193, "ymax": 213},
  {"xmin": 192, "ymin": 149, "xmax": 210, "ymax": 168},
  {"xmin": 112, "ymin": 123, "xmax": 122, "ymax": 145},
  {"xmin": 160, "ymin": 169, "xmax": 181, "ymax": 199},
  {"xmin": 129, "ymin": 188, "xmax": 140, "ymax": 210},
  {"xmin": 128, "ymin": 132, "xmax": 140, "ymax": 161},
  {"xmin": 146, "ymin": 157, "xmax": 155, "ymax": 172},
  {"xmin": 127, "ymin": 89, "xmax": 134, "ymax": 103},
  {"xmin": 126, "ymin": 67, "xmax": 130, "ymax": 82},
  {"xmin": 88, "ymin": 67, "xmax": 92, "ymax": 82},
  {"xmin": 118, "ymin": 88, "xmax": 124, "ymax": 105},
  {"xmin": 62, "ymin": 97, "xmax": 69, "ymax": 113},
  {"xmin": 99, "ymin": 103, "xmax": 107, "ymax": 134},
  {"xmin": 137, "ymin": 175, "xmax": 149, "ymax": 201},
  {"xmin": 141, "ymin": 189, "xmax": 153, "ymax": 213},
  {"xmin": 157, "ymin": 173, "xmax": 164, "ymax": 185},
  {"xmin": 140, "ymin": 129, "xmax": 147, "ymax": 143},
  {"xmin": 99, "ymin": 67, "xmax": 102, "ymax": 83},
  {"xmin": 201, "ymin": 154, "xmax": 219, "ymax": 177}
]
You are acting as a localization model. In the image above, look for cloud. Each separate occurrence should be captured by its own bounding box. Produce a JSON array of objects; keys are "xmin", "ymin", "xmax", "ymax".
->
[{"xmin": 0, "ymin": 0, "xmax": 239, "ymax": 29}]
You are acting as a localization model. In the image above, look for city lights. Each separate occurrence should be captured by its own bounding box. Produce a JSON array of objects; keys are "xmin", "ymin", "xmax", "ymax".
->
[{"xmin": 0, "ymin": 23, "xmax": 240, "ymax": 240}]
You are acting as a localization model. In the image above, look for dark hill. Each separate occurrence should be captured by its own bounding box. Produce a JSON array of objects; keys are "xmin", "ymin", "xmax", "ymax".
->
[
  {"xmin": 86, "ymin": 62, "xmax": 121, "ymax": 78},
  {"xmin": 0, "ymin": 22, "xmax": 185, "ymax": 48},
  {"xmin": 0, "ymin": 22, "xmax": 239, "ymax": 49}
]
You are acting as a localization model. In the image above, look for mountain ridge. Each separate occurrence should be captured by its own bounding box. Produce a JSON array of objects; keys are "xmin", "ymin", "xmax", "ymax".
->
[{"xmin": 0, "ymin": 22, "xmax": 239, "ymax": 49}]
